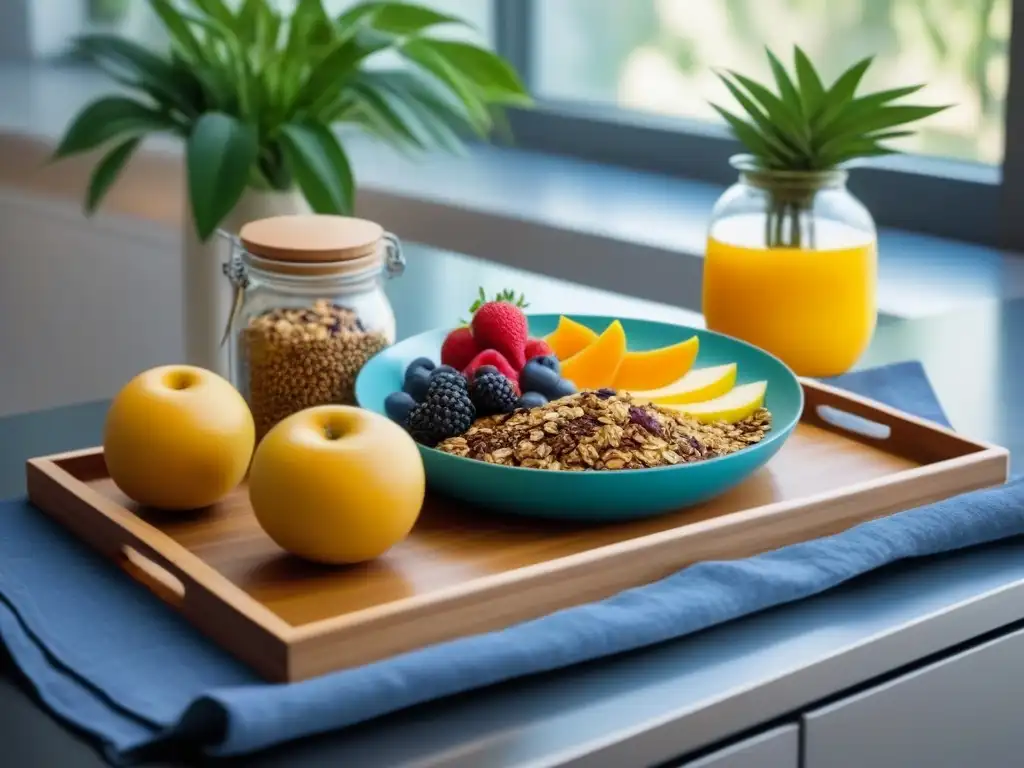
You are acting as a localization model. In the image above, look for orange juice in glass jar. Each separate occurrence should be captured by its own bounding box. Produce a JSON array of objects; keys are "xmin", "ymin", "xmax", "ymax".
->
[{"xmin": 703, "ymin": 157, "xmax": 877, "ymax": 377}]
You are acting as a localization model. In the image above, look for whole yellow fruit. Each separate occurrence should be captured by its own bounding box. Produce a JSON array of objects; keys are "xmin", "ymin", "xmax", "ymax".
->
[
  {"xmin": 249, "ymin": 405, "xmax": 425, "ymax": 564},
  {"xmin": 104, "ymin": 365, "xmax": 255, "ymax": 510}
]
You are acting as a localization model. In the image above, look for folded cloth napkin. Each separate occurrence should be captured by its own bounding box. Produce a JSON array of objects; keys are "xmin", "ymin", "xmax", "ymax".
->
[{"xmin": 0, "ymin": 361, "xmax": 1018, "ymax": 764}]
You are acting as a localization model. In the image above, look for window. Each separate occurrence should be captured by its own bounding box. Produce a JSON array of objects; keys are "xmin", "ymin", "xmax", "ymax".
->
[
  {"xmin": 7, "ymin": 0, "xmax": 1024, "ymax": 247},
  {"xmin": 533, "ymin": 0, "xmax": 1010, "ymax": 166},
  {"xmin": 498, "ymin": 0, "xmax": 1019, "ymax": 247}
]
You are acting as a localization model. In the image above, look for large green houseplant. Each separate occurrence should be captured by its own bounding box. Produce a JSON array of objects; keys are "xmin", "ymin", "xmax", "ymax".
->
[
  {"xmin": 58, "ymin": 0, "xmax": 529, "ymax": 238},
  {"xmin": 55, "ymin": 0, "xmax": 529, "ymax": 375}
]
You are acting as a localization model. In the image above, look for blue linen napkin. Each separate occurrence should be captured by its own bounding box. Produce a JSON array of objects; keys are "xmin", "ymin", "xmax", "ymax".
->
[{"xmin": 0, "ymin": 361, "xmax": 1018, "ymax": 764}]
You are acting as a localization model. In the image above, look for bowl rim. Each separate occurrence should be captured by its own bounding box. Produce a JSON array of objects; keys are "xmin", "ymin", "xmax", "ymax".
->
[{"xmin": 357, "ymin": 313, "xmax": 806, "ymax": 476}]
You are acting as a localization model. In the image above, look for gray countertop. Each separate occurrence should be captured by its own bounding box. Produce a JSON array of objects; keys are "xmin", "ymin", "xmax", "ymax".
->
[{"xmin": 3, "ymin": 243, "xmax": 1024, "ymax": 767}]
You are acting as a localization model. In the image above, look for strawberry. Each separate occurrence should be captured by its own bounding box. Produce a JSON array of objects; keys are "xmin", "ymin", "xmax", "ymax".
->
[
  {"xmin": 441, "ymin": 326, "xmax": 478, "ymax": 370},
  {"xmin": 470, "ymin": 293, "xmax": 528, "ymax": 370},
  {"xmin": 463, "ymin": 349, "xmax": 520, "ymax": 393},
  {"xmin": 524, "ymin": 338, "xmax": 554, "ymax": 361}
]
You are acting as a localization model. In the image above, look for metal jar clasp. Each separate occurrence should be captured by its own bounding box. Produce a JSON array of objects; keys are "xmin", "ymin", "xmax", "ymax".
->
[
  {"xmin": 383, "ymin": 232, "xmax": 406, "ymax": 278},
  {"xmin": 218, "ymin": 230, "xmax": 249, "ymax": 348}
]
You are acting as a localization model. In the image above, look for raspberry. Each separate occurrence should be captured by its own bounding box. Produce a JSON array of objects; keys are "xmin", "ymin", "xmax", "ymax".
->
[
  {"xmin": 463, "ymin": 349, "xmax": 520, "ymax": 385},
  {"xmin": 470, "ymin": 371, "xmax": 519, "ymax": 415},
  {"xmin": 524, "ymin": 338, "xmax": 554, "ymax": 362},
  {"xmin": 406, "ymin": 378, "xmax": 476, "ymax": 447}
]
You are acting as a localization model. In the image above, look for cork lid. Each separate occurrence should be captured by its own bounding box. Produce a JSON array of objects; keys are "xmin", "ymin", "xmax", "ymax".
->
[{"xmin": 239, "ymin": 215, "xmax": 384, "ymax": 265}]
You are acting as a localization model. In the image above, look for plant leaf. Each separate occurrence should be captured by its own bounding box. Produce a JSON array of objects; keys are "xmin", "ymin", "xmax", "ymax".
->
[
  {"xmin": 411, "ymin": 40, "xmax": 530, "ymax": 105},
  {"xmin": 817, "ymin": 104, "xmax": 950, "ymax": 153},
  {"xmin": 400, "ymin": 39, "xmax": 492, "ymax": 129},
  {"xmin": 147, "ymin": 0, "xmax": 208, "ymax": 66},
  {"xmin": 813, "ymin": 56, "xmax": 873, "ymax": 129},
  {"xmin": 279, "ymin": 122, "xmax": 355, "ymax": 214},
  {"xmin": 185, "ymin": 0, "xmax": 234, "ymax": 26},
  {"xmin": 716, "ymin": 72, "xmax": 801, "ymax": 160},
  {"xmin": 765, "ymin": 47, "xmax": 803, "ymax": 117},
  {"xmin": 793, "ymin": 46, "xmax": 826, "ymax": 118},
  {"xmin": 75, "ymin": 34, "xmax": 200, "ymax": 115},
  {"xmin": 371, "ymin": 2, "xmax": 466, "ymax": 34},
  {"xmin": 347, "ymin": 81, "xmax": 428, "ymax": 149},
  {"xmin": 186, "ymin": 112, "xmax": 258, "ymax": 240},
  {"xmin": 85, "ymin": 137, "xmax": 142, "ymax": 214},
  {"xmin": 709, "ymin": 103, "xmax": 789, "ymax": 168},
  {"xmin": 295, "ymin": 28, "xmax": 396, "ymax": 115},
  {"xmin": 54, "ymin": 97, "xmax": 173, "ymax": 158},
  {"xmin": 726, "ymin": 70, "xmax": 808, "ymax": 152}
]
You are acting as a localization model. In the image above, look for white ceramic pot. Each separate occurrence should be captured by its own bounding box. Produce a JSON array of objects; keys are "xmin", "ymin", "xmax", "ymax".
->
[{"xmin": 181, "ymin": 188, "xmax": 309, "ymax": 377}]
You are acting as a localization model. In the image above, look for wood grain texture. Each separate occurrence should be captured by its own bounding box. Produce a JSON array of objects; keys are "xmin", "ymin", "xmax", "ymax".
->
[{"xmin": 24, "ymin": 381, "xmax": 1010, "ymax": 682}]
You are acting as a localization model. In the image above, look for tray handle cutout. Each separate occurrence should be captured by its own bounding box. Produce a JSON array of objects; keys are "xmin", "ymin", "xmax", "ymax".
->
[
  {"xmin": 815, "ymin": 405, "xmax": 892, "ymax": 441},
  {"xmin": 121, "ymin": 546, "xmax": 185, "ymax": 609}
]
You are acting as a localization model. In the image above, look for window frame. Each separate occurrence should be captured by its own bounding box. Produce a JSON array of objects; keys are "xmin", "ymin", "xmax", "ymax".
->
[{"xmin": 494, "ymin": 0, "xmax": 1024, "ymax": 251}]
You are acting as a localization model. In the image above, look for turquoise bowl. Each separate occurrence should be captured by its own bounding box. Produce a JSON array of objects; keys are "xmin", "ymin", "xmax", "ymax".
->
[{"xmin": 356, "ymin": 315, "xmax": 803, "ymax": 521}]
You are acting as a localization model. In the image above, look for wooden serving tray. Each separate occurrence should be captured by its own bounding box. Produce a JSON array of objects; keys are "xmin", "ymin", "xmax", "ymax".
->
[{"xmin": 25, "ymin": 380, "xmax": 1009, "ymax": 683}]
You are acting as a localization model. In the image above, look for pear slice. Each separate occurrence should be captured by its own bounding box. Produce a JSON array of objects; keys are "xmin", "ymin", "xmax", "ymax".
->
[
  {"xmin": 625, "ymin": 363, "xmax": 737, "ymax": 405},
  {"xmin": 661, "ymin": 381, "xmax": 767, "ymax": 424}
]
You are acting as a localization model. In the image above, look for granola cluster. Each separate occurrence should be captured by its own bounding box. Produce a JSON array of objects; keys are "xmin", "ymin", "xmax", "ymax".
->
[{"xmin": 436, "ymin": 390, "xmax": 771, "ymax": 471}]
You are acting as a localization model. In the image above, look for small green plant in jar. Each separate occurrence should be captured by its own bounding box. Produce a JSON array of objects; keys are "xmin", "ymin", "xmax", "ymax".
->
[{"xmin": 703, "ymin": 46, "xmax": 950, "ymax": 377}]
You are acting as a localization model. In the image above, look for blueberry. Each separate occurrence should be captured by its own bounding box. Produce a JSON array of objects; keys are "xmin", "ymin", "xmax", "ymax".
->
[
  {"xmin": 402, "ymin": 367, "xmax": 432, "ymax": 402},
  {"xmin": 385, "ymin": 391, "xmax": 418, "ymax": 425},
  {"xmin": 516, "ymin": 391, "xmax": 548, "ymax": 410},
  {"xmin": 473, "ymin": 365, "xmax": 499, "ymax": 379},
  {"xmin": 519, "ymin": 360, "xmax": 561, "ymax": 398},
  {"xmin": 406, "ymin": 357, "xmax": 436, "ymax": 379},
  {"xmin": 430, "ymin": 364, "xmax": 461, "ymax": 380},
  {"xmin": 551, "ymin": 378, "xmax": 578, "ymax": 399},
  {"xmin": 532, "ymin": 355, "xmax": 561, "ymax": 375}
]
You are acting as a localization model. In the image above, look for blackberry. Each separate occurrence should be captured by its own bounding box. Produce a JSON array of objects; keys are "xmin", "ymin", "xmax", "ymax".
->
[
  {"xmin": 470, "ymin": 371, "xmax": 519, "ymax": 415},
  {"xmin": 429, "ymin": 365, "xmax": 468, "ymax": 390},
  {"xmin": 406, "ymin": 378, "xmax": 476, "ymax": 446}
]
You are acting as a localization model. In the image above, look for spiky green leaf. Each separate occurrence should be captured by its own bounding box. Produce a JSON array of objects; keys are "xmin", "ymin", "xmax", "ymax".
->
[
  {"xmin": 716, "ymin": 72, "xmax": 801, "ymax": 161},
  {"xmin": 710, "ymin": 103, "xmax": 790, "ymax": 168},
  {"xmin": 793, "ymin": 46, "xmax": 826, "ymax": 117},
  {"xmin": 814, "ymin": 56, "xmax": 873, "ymax": 129},
  {"xmin": 765, "ymin": 47, "xmax": 803, "ymax": 116},
  {"xmin": 726, "ymin": 70, "xmax": 808, "ymax": 152}
]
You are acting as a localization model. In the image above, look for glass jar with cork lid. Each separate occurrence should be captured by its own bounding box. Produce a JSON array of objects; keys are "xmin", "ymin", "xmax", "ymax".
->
[{"xmin": 224, "ymin": 214, "xmax": 405, "ymax": 440}]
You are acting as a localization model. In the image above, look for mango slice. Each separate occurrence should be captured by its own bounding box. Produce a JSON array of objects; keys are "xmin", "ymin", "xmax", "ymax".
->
[
  {"xmin": 545, "ymin": 316, "xmax": 599, "ymax": 360},
  {"xmin": 661, "ymin": 381, "xmax": 767, "ymax": 424},
  {"xmin": 625, "ymin": 363, "xmax": 737, "ymax": 405},
  {"xmin": 612, "ymin": 336, "xmax": 699, "ymax": 390},
  {"xmin": 560, "ymin": 320, "xmax": 627, "ymax": 389}
]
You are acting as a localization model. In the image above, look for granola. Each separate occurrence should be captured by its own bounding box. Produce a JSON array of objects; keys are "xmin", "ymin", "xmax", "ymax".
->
[{"xmin": 436, "ymin": 390, "xmax": 771, "ymax": 470}]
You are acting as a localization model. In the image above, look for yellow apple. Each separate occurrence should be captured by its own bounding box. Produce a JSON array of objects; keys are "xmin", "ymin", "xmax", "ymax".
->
[
  {"xmin": 248, "ymin": 405, "xmax": 425, "ymax": 564},
  {"xmin": 104, "ymin": 365, "xmax": 255, "ymax": 510}
]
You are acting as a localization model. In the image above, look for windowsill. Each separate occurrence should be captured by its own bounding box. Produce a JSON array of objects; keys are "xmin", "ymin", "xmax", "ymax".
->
[{"xmin": 3, "ymin": 63, "xmax": 1024, "ymax": 319}]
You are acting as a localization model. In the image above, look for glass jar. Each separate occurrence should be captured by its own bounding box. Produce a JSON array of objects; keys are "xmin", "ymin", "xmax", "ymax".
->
[
  {"xmin": 224, "ymin": 214, "xmax": 405, "ymax": 440},
  {"xmin": 702, "ymin": 155, "xmax": 878, "ymax": 377}
]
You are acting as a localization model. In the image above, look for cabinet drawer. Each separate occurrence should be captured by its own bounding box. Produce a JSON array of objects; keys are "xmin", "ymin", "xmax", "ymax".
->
[
  {"xmin": 804, "ymin": 625, "xmax": 1024, "ymax": 768},
  {"xmin": 677, "ymin": 725, "xmax": 798, "ymax": 768}
]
